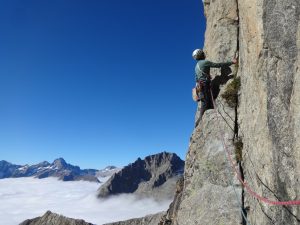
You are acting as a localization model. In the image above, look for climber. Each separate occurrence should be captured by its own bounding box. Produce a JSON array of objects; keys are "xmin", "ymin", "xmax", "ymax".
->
[{"xmin": 192, "ymin": 49, "xmax": 237, "ymax": 120}]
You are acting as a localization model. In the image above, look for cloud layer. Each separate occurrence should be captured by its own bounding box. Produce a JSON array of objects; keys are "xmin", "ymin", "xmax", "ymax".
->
[{"xmin": 0, "ymin": 177, "xmax": 171, "ymax": 225}]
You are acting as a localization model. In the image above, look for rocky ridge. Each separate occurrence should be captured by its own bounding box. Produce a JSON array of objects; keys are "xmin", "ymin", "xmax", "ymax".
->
[
  {"xmin": 97, "ymin": 152, "xmax": 184, "ymax": 200},
  {"xmin": 19, "ymin": 211, "xmax": 94, "ymax": 225}
]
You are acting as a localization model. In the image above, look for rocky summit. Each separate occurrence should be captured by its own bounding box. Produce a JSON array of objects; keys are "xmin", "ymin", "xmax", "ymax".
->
[
  {"xmin": 97, "ymin": 152, "xmax": 184, "ymax": 200},
  {"xmin": 19, "ymin": 211, "xmax": 94, "ymax": 225}
]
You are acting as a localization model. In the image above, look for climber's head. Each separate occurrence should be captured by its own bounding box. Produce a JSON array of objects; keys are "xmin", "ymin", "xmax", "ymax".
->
[{"xmin": 192, "ymin": 49, "xmax": 205, "ymax": 60}]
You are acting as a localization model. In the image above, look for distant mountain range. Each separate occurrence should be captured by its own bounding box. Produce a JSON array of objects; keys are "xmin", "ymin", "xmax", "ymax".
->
[
  {"xmin": 0, "ymin": 158, "xmax": 119, "ymax": 182},
  {"xmin": 18, "ymin": 152, "xmax": 185, "ymax": 224}
]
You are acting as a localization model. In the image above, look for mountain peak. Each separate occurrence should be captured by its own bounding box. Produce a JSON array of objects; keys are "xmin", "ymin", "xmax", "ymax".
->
[
  {"xmin": 52, "ymin": 158, "xmax": 67, "ymax": 168},
  {"xmin": 0, "ymin": 160, "xmax": 11, "ymax": 165},
  {"xmin": 98, "ymin": 152, "xmax": 184, "ymax": 200},
  {"xmin": 53, "ymin": 157, "xmax": 66, "ymax": 163},
  {"xmin": 103, "ymin": 166, "xmax": 117, "ymax": 170},
  {"xmin": 20, "ymin": 211, "xmax": 94, "ymax": 225}
]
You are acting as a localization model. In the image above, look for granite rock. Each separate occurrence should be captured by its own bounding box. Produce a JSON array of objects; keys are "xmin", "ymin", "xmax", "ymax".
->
[
  {"xmin": 238, "ymin": 0, "xmax": 300, "ymax": 224},
  {"xmin": 19, "ymin": 211, "xmax": 94, "ymax": 225},
  {"xmin": 103, "ymin": 212, "xmax": 164, "ymax": 225}
]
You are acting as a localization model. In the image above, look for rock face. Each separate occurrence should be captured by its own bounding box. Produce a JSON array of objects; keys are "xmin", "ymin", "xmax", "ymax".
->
[
  {"xmin": 103, "ymin": 212, "xmax": 165, "ymax": 225},
  {"xmin": 0, "ymin": 158, "xmax": 105, "ymax": 182},
  {"xmin": 97, "ymin": 152, "xmax": 184, "ymax": 200},
  {"xmin": 159, "ymin": 0, "xmax": 243, "ymax": 225},
  {"xmin": 19, "ymin": 211, "xmax": 94, "ymax": 225},
  {"xmin": 164, "ymin": 112, "xmax": 242, "ymax": 225},
  {"xmin": 160, "ymin": 1, "xmax": 300, "ymax": 225},
  {"xmin": 238, "ymin": 0, "xmax": 300, "ymax": 224},
  {"xmin": 158, "ymin": 177, "xmax": 184, "ymax": 225}
]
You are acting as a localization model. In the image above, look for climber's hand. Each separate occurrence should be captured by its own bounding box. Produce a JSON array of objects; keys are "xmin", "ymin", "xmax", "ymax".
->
[{"xmin": 232, "ymin": 58, "xmax": 238, "ymax": 64}]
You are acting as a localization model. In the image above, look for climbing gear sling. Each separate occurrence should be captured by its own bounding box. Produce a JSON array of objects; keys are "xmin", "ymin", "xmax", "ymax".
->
[{"xmin": 192, "ymin": 63, "xmax": 211, "ymax": 102}]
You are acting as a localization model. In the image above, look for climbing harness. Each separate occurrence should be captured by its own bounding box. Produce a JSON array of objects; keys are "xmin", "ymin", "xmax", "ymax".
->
[
  {"xmin": 192, "ymin": 80, "xmax": 206, "ymax": 102},
  {"xmin": 192, "ymin": 86, "xmax": 201, "ymax": 102},
  {"xmin": 209, "ymin": 88, "xmax": 300, "ymax": 206}
]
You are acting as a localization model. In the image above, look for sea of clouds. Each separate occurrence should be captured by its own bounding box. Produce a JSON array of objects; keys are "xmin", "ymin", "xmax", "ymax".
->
[{"xmin": 0, "ymin": 177, "xmax": 171, "ymax": 225}]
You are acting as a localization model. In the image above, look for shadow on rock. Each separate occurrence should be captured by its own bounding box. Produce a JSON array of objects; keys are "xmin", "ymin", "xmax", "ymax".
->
[{"xmin": 211, "ymin": 66, "xmax": 233, "ymax": 99}]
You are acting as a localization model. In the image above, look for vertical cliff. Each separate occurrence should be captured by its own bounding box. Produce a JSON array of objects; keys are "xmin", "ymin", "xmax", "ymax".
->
[
  {"xmin": 239, "ymin": 0, "xmax": 300, "ymax": 224},
  {"xmin": 161, "ymin": 1, "xmax": 242, "ymax": 225},
  {"xmin": 161, "ymin": 0, "xmax": 300, "ymax": 225}
]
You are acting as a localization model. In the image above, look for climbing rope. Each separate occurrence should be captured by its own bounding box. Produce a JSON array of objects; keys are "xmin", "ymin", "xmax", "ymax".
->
[
  {"xmin": 207, "ymin": 90, "xmax": 252, "ymax": 225},
  {"xmin": 220, "ymin": 127, "xmax": 252, "ymax": 225},
  {"xmin": 209, "ymin": 88, "xmax": 300, "ymax": 206}
]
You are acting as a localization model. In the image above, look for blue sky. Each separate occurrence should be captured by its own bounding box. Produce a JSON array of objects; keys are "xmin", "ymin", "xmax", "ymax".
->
[{"xmin": 0, "ymin": 0, "xmax": 206, "ymax": 169}]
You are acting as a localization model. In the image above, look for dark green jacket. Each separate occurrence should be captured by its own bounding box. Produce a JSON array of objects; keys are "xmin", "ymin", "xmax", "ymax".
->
[{"xmin": 195, "ymin": 60, "xmax": 233, "ymax": 81}]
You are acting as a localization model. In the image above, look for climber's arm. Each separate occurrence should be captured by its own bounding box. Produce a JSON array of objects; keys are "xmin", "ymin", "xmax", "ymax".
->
[{"xmin": 205, "ymin": 60, "xmax": 235, "ymax": 68}]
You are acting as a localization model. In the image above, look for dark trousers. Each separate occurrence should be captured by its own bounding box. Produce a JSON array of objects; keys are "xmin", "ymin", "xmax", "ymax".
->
[{"xmin": 199, "ymin": 79, "xmax": 213, "ymax": 119}]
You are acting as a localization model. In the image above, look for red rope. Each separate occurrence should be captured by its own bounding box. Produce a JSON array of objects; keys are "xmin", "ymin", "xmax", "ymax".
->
[{"xmin": 209, "ymin": 88, "xmax": 300, "ymax": 206}]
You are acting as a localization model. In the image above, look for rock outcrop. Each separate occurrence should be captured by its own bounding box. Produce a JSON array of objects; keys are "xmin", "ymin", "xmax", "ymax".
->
[
  {"xmin": 103, "ymin": 212, "xmax": 165, "ymax": 225},
  {"xmin": 97, "ymin": 152, "xmax": 184, "ymax": 200},
  {"xmin": 19, "ymin": 211, "xmax": 94, "ymax": 225}
]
